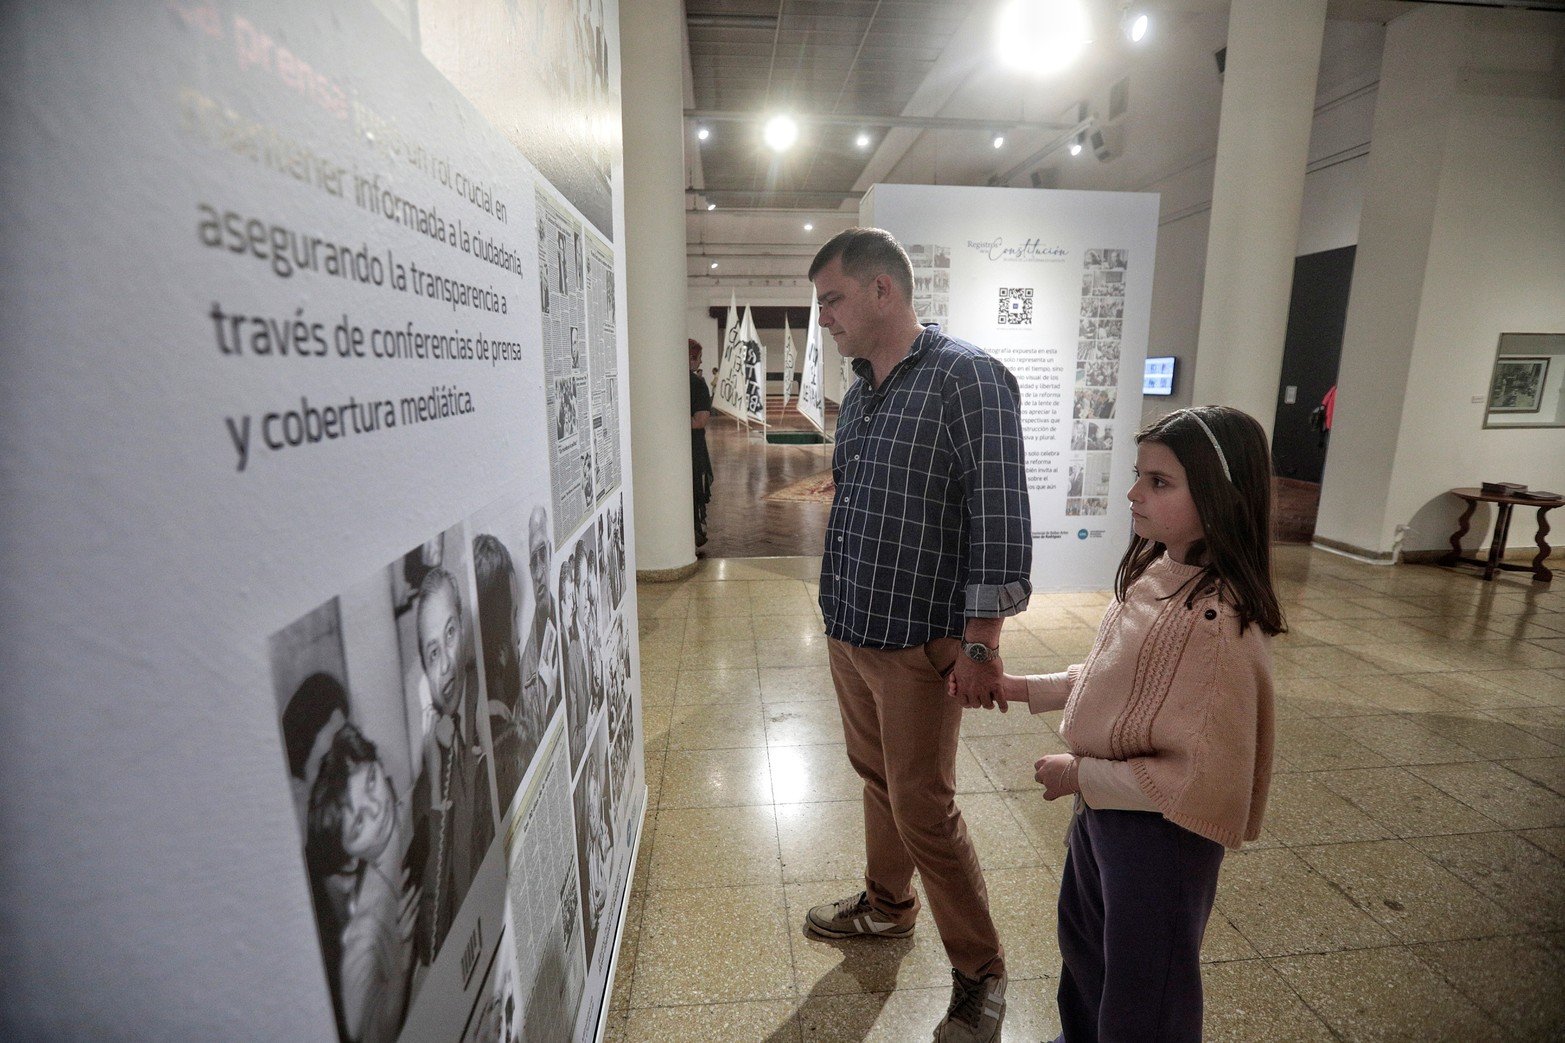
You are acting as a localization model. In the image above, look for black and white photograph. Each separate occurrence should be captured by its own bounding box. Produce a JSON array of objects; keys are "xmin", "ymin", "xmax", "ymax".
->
[
  {"xmin": 571, "ymin": 719, "xmax": 614, "ymax": 970},
  {"xmin": 1087, "ymin": 339, "xmax": 1122, "ymax": 366},
  {"xmin": 390, "ymin": 526, "xmax": 497, "ymax": 971},
  {"xmin": 271, "ymin": 521, "xmax": 502, "ymax": 1043},
  {"xmin": 461, "ymin": 927, "xmax": 516, "ymax": 1043},
  {"xmin": 1488, "ymin": 356, "xmax": 1550, "ymax": 413},
  {"xmin": 472, "ymin": 499, "xmax": 564, "ymax": 820},
  {"xmin": 1073, "ymin": 387, "xmax": 1117, "ymax": 420},
  {"xmin": 1071, "ymin": 419, "xmax": 1115, "ymax": 451},
  {"xmin": 1065, "ymin": 496, "xmax": 1110, "ymax": 516},
  {"xmin": 557, "ymin": 523, "xmax": 602, "ymax": 775},
  {"xmin": 597, "ymin": 495, "xmax": 626, "ymax": 612}
]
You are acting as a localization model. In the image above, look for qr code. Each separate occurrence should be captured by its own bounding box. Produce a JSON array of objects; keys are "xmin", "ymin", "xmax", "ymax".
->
[{"xmin": 998, "ymin": 287, "xmax": 1033, "ymax": 326}]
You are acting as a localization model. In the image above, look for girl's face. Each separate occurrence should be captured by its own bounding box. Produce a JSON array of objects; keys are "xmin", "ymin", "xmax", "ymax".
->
[{"xmin": 1128, "ymin": 441, "xmax": 1206, "ymax": 564}]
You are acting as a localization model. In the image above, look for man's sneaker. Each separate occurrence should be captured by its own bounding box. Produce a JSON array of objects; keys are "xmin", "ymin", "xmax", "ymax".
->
[
  {"xmin": 933, "ymin": 968, "xmax": 1006, "ymax": 1043},
  {"xmin": 804, "ymin": 890, "xmax": 913, "ymax": 939}
]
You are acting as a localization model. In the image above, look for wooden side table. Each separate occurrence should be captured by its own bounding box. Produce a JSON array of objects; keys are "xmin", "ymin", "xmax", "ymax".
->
[{"xmin": 1440, "ymin": 487, "xmax": 1562, "ymax": 584}]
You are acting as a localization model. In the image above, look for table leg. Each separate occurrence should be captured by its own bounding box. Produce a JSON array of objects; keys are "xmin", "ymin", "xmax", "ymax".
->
[
  {"xmin": 1484, "ymin": 504, "xmax": 1513, "ymax": 581},
  {"xmin": 1443, "ymin": 498, "xmax": 1476, "ymax": 566},
  {"xmin": 1532, "ymin": 506, "xmax": 1554, "ymax": 584}
]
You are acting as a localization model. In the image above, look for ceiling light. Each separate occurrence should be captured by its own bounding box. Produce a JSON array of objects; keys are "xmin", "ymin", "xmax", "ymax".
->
[
  {"xmin": 1069, "ymin": 138, "xmax": 1083, "ymax": 156},
  {"xmin": 996, "ymin": 0, "xmax": 1091, "ymax": 76},
  {"xmin": 804, "ymin": 222, "xmax": 814, "ymax": 231},
  {"xmin": 706, "ymin": 202, "xmax": 716, "ymax": 211},
  {"xmin": 993, "ymin": 134, "xmax": 1006, "ymax": 149},
  {"xmin": 1129, "ymin": 13, "xmax": 1149, "ymax": 42},
  {"xmin": 709, "ymin": 261, "xmax": 718, "ymax": 269},
  {"xmin": 696, "ymin": 126, "xmax": 710, "ymax": 141},
  {"xmin": 764, "ymin": 114, "xmax": 799, "ymax": 152},
  {"xmin": 855, "ymin": 132, "xmax": 871, "ymax": 149}
]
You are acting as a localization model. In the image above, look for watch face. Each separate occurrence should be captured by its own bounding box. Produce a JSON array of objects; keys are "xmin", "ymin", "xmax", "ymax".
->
[{"xmin": 963, "ymin": 642, "xmax": 991, "ymax": 663}]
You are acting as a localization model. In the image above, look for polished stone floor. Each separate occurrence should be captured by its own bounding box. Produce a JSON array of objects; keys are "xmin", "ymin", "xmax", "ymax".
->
[{"xmin": 606, "ymin": 549, "xmax": 1565, "ymax": 1042}]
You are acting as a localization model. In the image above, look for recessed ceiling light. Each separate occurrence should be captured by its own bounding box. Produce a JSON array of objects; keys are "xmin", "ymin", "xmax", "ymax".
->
[
  {"xmin": 996, "ymin": 0, "xmax": 1091, "ymax": 75},
  {"xmin": 804, "ymin": 222, "xmax": 815, "ymax": 232},
  {"xmin": 696, "ymin": 126, "xmax": 710, "ymax": 141},
  {"xmin": 1126, "ymin": 11, "xmax": 1149, "ymax": 42},
  {"xmin": 855, "ymin": 132, "xmax": 871, "ymax": 149},
  {"xmin": 764, "ymin": 114, "xmax": 799, "ymax": 152},
  {"xmin": 1069, "ymin": 139, "xmax": 1083, "ymax": 156},
  {"xmin": 709, "ymin": 261, "xmax": 718, "ymax": 269},
  {"xmin": 706, "ymin": 202, "xmax": 716, "ymax": 211},
  {"xmin": 993, "ymin": 134, "xmax": 1006, "ymax": 149}
]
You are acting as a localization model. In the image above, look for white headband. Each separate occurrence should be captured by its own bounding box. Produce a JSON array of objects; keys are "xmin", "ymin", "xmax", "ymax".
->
[{"xmin": 1185, "ymin": 411, "xmax": 1233, "ymax": 484}]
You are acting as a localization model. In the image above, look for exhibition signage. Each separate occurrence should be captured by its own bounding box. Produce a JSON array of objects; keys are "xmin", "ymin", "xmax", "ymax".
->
[
  {"xmin": 781, "ymin": 317, "xmax": 797, "ymax": 409},
  {"xmin": 798, "ymin": 296, "xmax": 827, "ymax": 435},
  {"xmin": 712, "ymin": 292, "xmax": 748, "ymax": 424},
  {"xmin": 3, "ymin": 3, "xmax": 644, "ymax": 1041},
  {"xmin": 862, "ymin": 184, "xmax": 1160, "ymax": 590}
]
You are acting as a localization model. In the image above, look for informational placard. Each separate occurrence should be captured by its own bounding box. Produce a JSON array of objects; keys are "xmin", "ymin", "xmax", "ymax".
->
[
  {"xmin": 862, "ymin": 185, "xmax": 1160, "ymax": 590},
  {"xmin": 1, "ymin": 2, "xmax": 643, "ymax": 1040},
  {"xmin": 798, "ymin": 296, "xmax": 828, "ymax": 436}
]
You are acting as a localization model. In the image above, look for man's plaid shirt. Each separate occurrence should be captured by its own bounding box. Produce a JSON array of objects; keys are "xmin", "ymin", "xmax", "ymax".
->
[{"xmin": 820, "ymin": 324, "xmax": 1032, "ymax": 649}]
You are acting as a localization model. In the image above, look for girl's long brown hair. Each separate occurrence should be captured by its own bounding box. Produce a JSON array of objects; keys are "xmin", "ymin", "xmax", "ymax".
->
[{"xmin": 1114, "ymin": 406, "xmax": 1287, "ymax": 636}]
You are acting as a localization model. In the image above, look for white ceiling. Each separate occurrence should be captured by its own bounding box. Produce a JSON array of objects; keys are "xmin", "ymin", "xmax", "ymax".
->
[{"xmin": 681, "ymin": 0, "xmax": 1564, "ymax": 281}]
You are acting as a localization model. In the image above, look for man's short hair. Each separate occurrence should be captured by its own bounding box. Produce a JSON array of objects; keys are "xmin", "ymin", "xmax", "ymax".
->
[
  {"xmin": 808, "ymin": 227, "xmax": 914, "ymax": 301},
  {"xmin": 416, "ymin": 567, "xmax": 462, "ymax": 667}
]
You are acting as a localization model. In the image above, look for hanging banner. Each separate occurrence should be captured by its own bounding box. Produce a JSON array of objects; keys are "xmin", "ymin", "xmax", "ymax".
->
[
  {"xmin": 797, "ymin": 297, "xmax": 827, "ymax": 436},
  {"xmin": 781, "ymin": 317, "xmax": 797, "ymax": 409},
  {"xmin": 861, "ymin": 184, "xmax": 1160, "ymax": 591},
  {"xmin": 739, "ymin": 306, "xmax": 767, "ymax": 428},
  {"xmin": 711, "ymin": 293, "xmax": 747, "ymax": 423}
]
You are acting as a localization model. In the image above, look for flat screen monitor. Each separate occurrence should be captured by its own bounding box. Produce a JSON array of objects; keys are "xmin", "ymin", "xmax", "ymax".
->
[{"xmin": 1144, "ymin": 356, "xmax": 1175, "ymax": 396}]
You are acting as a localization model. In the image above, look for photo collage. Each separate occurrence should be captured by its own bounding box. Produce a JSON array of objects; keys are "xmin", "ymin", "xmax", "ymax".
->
[
  {"xmin": 269, "ymin": 487, "xmax": 634, "ymax": 1043},
  {"xmin": 906, "ymin": 242, "xmax": 951, "ymax": 330},
  {"xmin": 1068, "ymin": 249, "xmax": 1130, "ymax": 517}
]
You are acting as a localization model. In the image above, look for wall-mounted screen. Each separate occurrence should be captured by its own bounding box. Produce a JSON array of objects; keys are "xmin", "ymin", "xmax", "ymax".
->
[{"xmin": 1144, "ymin": 356, "xmax": 1176, "ymax": 396}]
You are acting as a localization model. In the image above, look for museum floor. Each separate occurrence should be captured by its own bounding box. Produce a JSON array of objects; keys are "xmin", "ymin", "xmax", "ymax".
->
[{"xmin": 607, "ymin": 549, "xmax": 1565, "ymax": 1041}]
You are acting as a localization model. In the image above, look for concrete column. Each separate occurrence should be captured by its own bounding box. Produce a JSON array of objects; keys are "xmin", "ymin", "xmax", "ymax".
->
[
  {"xmin": 1313, "ymin": 7, "xmax": 1465, "ymax": 558},
  {"xmin": 621, "ymin": 0, "xmax": 696, "ymax": 578},
  {"xmin": 1191, "ymin": 0, "xmax": 1328, "ymax": 434}
]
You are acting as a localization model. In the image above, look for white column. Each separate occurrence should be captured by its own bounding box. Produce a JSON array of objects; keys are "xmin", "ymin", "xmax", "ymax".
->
[
  {"xmin": 621, "ymin": 0, "xmax": 696, "ymax": 577},
  {"xmin": 1191, "ymin": 0, "xmax": 1328, "ymax": 434}
]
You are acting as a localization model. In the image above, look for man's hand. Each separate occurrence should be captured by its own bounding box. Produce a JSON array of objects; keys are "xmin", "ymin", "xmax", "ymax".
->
[
  {"xmin": 950, "ymin": 653, "xmax": 1007, "ymax": 712},
  {"xmin": 1034, "ymin": 754, "xmax": 1080, "ymax": 800}
]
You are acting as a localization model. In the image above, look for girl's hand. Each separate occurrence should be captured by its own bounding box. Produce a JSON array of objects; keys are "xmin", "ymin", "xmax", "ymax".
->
[{"xmin": 1034, "ymin": 754, "xmax": 1080, "ymax": 801}]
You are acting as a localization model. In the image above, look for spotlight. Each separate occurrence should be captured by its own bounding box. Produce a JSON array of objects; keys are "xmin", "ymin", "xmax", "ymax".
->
[
  {"xmin": 709, "ymin": 261, "xmax": 718, "ymax": 269},
  {"xmin": 855, "ymin": 132, "xmax": 871, "ymax": 149},
  {"xmin": 804, "ymin": 222, "xmax": 814, "ymax": 231},
  {"xmin": 696, "ymin": 126, "xmax": 710, "ymax": 141},
  {"xmin": 1122, "ymin": 6, "xmax": 1150, "ymax": 42},
  {"xmin": 1130, "ymin": 14, "xmax": 1149, "ymax": 41},
  {"xmin": 706, "ymin": 202, "xmax": 716, "ymax": 211},
  {"xmin": 1069, "ymin": 138, "xmax": 1083, "ymax": 156},
  {"xmin": 996, "ymin": 0, "xmax": 1091, "ymax": 76},
  {"xmin": 992, "ymin": 134, "xmax": 1006, "ymax": 149},
  {"xmin": 764, "ymin": 114, "xmax": 799, "ymax": 152}
]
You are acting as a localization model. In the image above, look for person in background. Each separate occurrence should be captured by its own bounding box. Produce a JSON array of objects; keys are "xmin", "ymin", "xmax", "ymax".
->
[{"xmin": 689, "ymin": 338, "xmax": 714, "ymax": 549}]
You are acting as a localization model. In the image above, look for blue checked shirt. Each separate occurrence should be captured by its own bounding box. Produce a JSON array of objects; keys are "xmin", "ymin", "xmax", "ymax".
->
[{"xmin": 821, "ymin": 325, "xmax": 1032, "ymax": 649}]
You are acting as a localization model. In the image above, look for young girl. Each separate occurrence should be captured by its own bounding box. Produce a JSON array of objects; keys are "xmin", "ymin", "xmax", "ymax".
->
[{"xmin": 1000, "ymin": 405, "xmax": 1282, "ymax": 1042}]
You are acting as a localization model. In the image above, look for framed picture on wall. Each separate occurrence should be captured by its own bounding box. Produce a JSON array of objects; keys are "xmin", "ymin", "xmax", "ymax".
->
[{"xmin": 1488, "ymin": 356, "xmax": 1549, "ymax": 413}]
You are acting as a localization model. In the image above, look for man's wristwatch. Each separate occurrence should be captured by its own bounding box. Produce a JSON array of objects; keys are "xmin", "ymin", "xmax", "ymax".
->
[{"xmin": 961, "ymin": 640, "xmax": 999, "ymax": 663}]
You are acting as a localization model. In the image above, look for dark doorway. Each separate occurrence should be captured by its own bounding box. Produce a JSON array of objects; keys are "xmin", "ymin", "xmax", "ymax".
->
[{"xmin": 1273, "ymin": 244, "xmax": 1355, "ymax": 483}]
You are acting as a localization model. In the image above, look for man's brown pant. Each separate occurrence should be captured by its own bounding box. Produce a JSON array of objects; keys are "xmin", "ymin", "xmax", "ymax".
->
[{"xmin": 828, "ymin": 636, "xmax": 1005, "ymax": 980}]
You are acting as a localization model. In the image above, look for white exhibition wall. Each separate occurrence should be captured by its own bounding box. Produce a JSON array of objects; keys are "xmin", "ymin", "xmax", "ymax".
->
[
  {"xmin": 1, "ymin": 3, "xmax": 645, "ymax": 1040},
  {"xmin": 863, "ymin": 184, "xmax": 1160, "ymax": 591},
  {"xmin": 1316, "ymin": 7, "xmax": 1565, "ymax": 558}
]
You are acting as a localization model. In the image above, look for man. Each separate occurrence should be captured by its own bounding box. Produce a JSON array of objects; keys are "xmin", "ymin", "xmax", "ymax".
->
[
  {"xmin": 688, "ymin": 338, "xmax": 713, "ymax": 549},
  {"xmin": 804, "ymin": 228, "xmax": 1031, "ymax": 1043},
  {"xmin": 518, "ymin": 507, "xmax": 562, "ymax": 758},
  {"xmin": 411, "ymin": 567, "xmax": 495, "ymax": 965}
]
